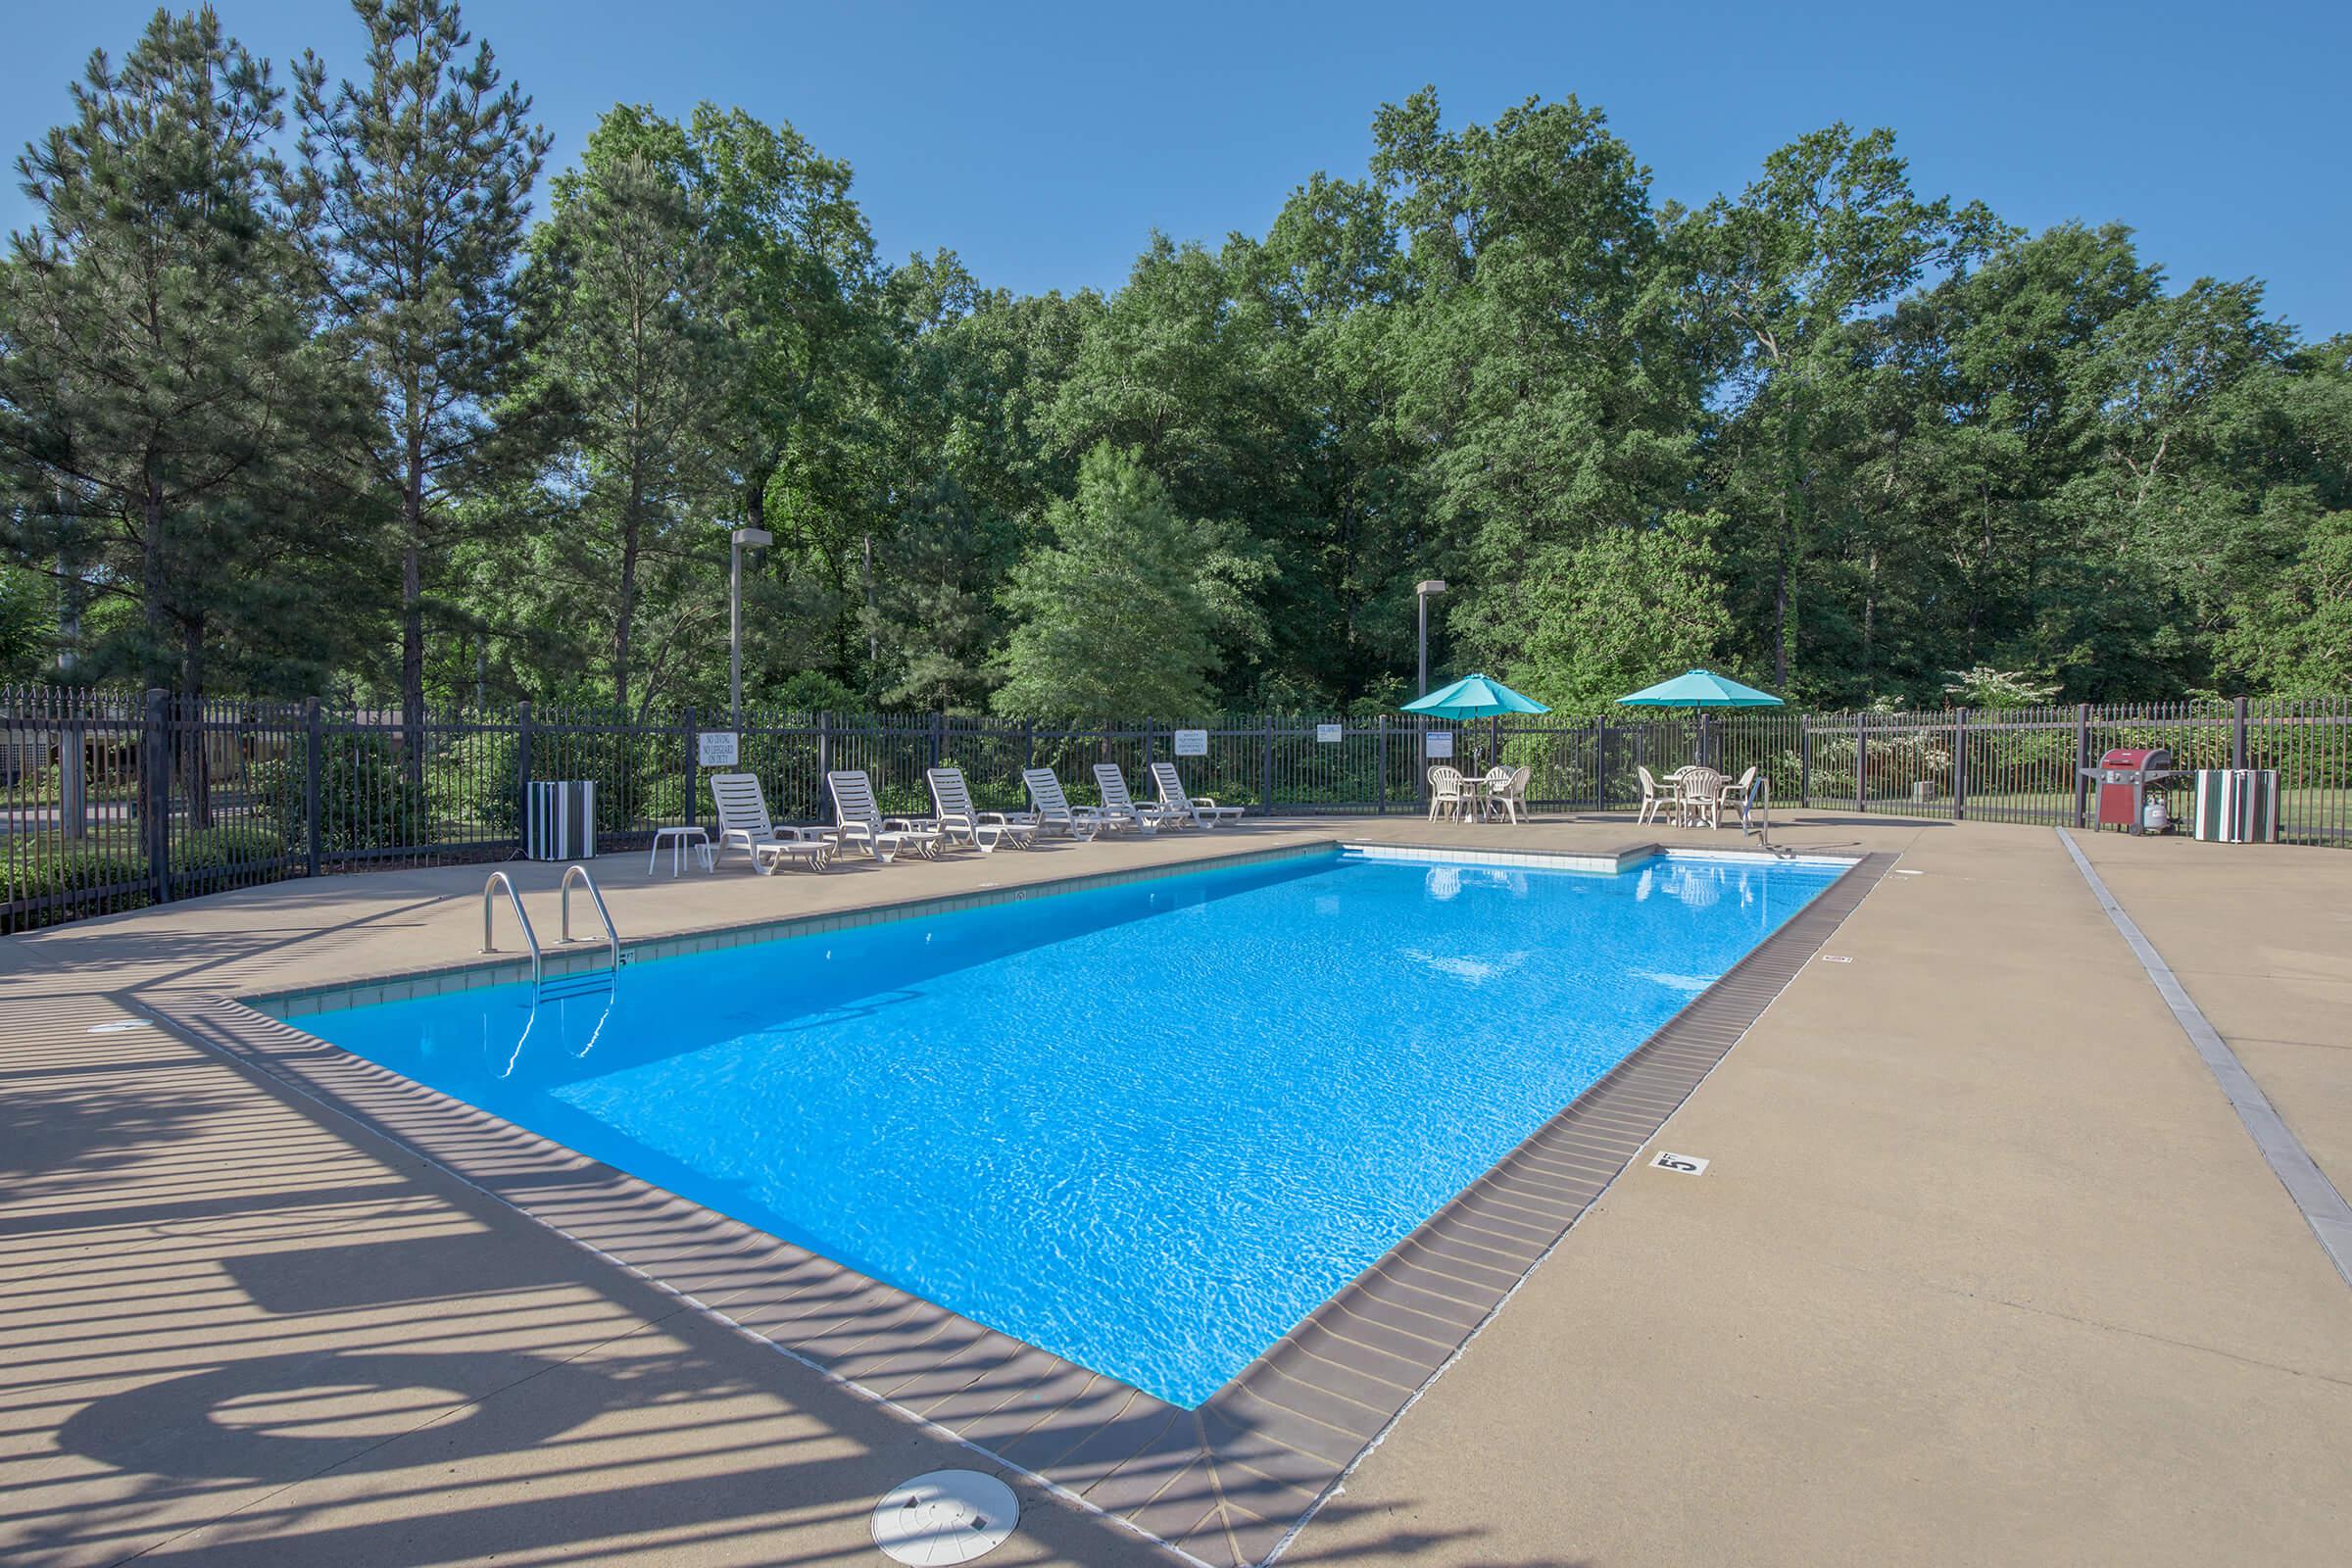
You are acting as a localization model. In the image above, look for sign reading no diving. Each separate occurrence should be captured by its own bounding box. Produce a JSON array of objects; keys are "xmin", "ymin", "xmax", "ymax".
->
[
  {"xmin": 697, "ymin": 731, "xmax": 739, "ymax": 767},
  {"xmin": 1172, "ymin": 728, "xmax": 1208, "ymax": 757}
]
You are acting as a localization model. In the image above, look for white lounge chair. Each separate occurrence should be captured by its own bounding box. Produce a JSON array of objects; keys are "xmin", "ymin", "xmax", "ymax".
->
[
  {"xmin": 707, "ymin": 772, "xmax": 834, "ymax": 873},
  {"xmin": 1149, "ymin": 760, "xmax": 1244, "ymax": 828},
  {"xmin": 1017, "ymin": 768, "xmax": 1102, "ymax": 840},
  {"xmin": 1093, "ymin": 763, "xmax": 1177, "ymax": 831},
  {"xmin": 926, "ymin": 766, "xmax": 1033, "ymax": 854},
  {"xmin": 825, "ymin": 769, "xmax": 944, "ymax": 861}
]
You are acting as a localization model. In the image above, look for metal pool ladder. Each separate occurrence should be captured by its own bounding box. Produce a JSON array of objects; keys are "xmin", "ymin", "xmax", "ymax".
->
[
  {"xmin": 559, "ymin": 863, "xmax": 620, "ymax": 978},
  {"xmin": 481, "ymin": 871, "xmax": 542, "ymax": 987},
  {"xmin": 481, "ymin": 865, "xmax": 621, "ymax": 993}
]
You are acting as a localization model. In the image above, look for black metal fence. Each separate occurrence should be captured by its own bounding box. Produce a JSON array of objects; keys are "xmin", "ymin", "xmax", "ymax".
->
[{"xmin": 5, "ymin": 687, "xmax": 2347, "ymax": 932}]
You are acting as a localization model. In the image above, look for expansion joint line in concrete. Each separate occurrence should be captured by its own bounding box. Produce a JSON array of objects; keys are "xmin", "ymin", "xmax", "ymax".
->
[{"xmin": 2056, "ymin": 827, "xmax": 2352, "ymax": 1288}]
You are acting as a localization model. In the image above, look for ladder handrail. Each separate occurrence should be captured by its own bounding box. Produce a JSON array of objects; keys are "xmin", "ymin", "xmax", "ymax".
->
[
  {"xmin": 481, "ymin": 871, "xmax": 542, "ymax": 987},
  {"xmin": 560, "ymin": 863, "xmax": 619, "ymax": 974}
]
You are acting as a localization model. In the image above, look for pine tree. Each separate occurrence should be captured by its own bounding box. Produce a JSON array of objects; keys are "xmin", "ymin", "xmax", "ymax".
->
[
  {"xmin": 0, "ymin": 7, "xmax": 363, "ymax": 704},
  {"xmin": 516, "ymin": 135, "xmax": 729, "ymax": 715},
  {"xmin": 293, "ymin": 0, "xmax": 550, "ymax": 752}
]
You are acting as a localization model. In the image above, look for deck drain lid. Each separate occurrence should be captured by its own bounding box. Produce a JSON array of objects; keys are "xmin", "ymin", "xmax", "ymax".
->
[{"xmin": 872, "ymin": 1469, "xmax": 1017, "ymax": 1565}]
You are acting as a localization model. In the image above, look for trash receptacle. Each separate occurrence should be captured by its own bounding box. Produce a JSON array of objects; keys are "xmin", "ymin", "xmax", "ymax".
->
[
  {"xmin": 2191, "ymin": 769, "xmax": 2278, "ymax": 843},
  {"xmin": 526, "ymin": 780, "xmax": 596, "ymax": 860}
]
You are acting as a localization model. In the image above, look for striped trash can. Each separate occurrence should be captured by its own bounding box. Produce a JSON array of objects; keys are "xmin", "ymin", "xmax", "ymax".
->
[
  {"xmin": 526, "ymin": 780, "xmax": 597, "ymax": 860},
  {"xmin": 2191, "ymin": 769, "xmax": 2278, "ymax": 844}
]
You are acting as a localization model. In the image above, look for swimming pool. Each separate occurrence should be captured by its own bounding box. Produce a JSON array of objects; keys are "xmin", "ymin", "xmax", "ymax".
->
[{"xmin": 299, "ymin": 845, "xmax": 1846, "ymax": 1406}]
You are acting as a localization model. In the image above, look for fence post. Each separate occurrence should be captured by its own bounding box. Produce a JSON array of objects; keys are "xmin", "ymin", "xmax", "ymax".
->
[
  {"xmin": 1799, "ymin": 715, "xmax": 1812, "ymax": 808},
  {"xmin": 816, "ymin": 710, "xmax": 832, "ymax": 787},
  {"xmin": 514, "ymin": 700, "xmax": 534, "ymax": 851},
  {"xmin": 141, "ymin": 687, "xmax": 171, "ymax": 905},
  {"xmin": 303, "ymin": 697, "xmax": 323, "ymax": 876},
  {"xmin": 1376, "ymin": 716, "xmax": 1388, "ymax": 814},
  {"xmin": 1952, "ymin": 707, "xmax": 1969, "ymax": 821},
  {"xmin": 2230, "ymin": 695, "xmax": 2248, "ymax": 772},
  {"xmin": 60, "ymin": 710, "xmax": 87, "ymax": 841},
  {"xmin": 682, "ymin": 706, "xmax": 698, "ymax": 828},
  {"xmin": 1592, "ymin": 715, "xmax": 1606, "ymax": 812},
  {"xmin": 2072, "ymin": 703, "xmax": 2090, "ymax": 828},
  {"xmin": 1262, "ymin": 714, "xmax": 1276, "ymax": 810},
  {"xmin": 1022, "ymin": 718, "xmax": 1034, "ymax": 773},
  {"xmin": 930, "ymin": 710, "xmax": 945, "ymax": 771},
  {"xmin": 1854, "ymin": 711, "xmax": 1866, "ymax": 814},
  {"xmin": 1143, "ymin": 720, "xmax": 1155, "ymax": 767}
]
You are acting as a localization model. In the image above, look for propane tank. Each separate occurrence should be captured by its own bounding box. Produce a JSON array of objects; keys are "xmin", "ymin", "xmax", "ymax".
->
[{"xmin": 2143, "ymin": 796, "xmax": 2171, "ymax": 834}]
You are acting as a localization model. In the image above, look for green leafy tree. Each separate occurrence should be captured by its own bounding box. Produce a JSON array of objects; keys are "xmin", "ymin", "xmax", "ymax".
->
[
  {"xmin": 1504, "ymin": 517, "xmax": 1734, "ymax": 710},
  {"xmin": 993, "ymin": 443, "xmax": 1265, "ymax": 719},
  {"xmin": 1686, "ymin": 125, "xmax": 2005, "ymax": 692},
  {"xmin": 1373, "ymin": 90, "xmax": 1701, "ymax": 676}
]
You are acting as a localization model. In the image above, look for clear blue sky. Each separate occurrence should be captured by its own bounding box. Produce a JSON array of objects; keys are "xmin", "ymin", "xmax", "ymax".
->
[{"xmin": 8, "ymin": 0, "xmax": 2348, "ymax": 336}]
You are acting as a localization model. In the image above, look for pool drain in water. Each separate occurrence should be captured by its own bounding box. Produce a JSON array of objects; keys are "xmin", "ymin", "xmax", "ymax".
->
[{"xmin": 872, "ymin": 1469, "xmax": 1017, "ymax": 1565}]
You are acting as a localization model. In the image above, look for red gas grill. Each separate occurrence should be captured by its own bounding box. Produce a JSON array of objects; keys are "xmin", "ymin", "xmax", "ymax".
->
[{"xmin": 2081, "ymin": 747, "xmax": 2180, "ymax": 834}]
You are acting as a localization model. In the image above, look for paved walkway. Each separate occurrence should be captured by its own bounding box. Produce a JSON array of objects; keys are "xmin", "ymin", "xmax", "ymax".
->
[{"xmin": 3, "ymin": 814, "xmax": 2345, "ymax": 1566}]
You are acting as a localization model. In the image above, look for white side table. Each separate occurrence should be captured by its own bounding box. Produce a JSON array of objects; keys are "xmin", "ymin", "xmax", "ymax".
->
[{"xmin": 648, "ymin": 825, "xmax": 713, "ymax": 877}]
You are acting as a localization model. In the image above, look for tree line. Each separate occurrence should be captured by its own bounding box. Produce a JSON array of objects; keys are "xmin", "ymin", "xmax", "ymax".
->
[{"xmin": 4, "ymin": 1, "xmax": 2347, "ymax": 730}]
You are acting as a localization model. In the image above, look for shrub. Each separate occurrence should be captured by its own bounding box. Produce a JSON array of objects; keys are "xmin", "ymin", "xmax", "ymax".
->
[{"xmin": 249, "ymin": 733, "xmax": 424, "ymax": 853}]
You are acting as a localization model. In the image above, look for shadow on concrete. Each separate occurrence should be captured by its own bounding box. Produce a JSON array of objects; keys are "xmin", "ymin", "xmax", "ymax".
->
[{"xmin": 2, "ymin": 1006, "xmax": 1579, "ymax": 1568}]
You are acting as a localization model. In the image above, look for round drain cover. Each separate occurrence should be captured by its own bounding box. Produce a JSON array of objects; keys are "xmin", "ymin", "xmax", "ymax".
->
[{"xmin": 872, "ymin": 1469, "xmax": 1017, "ymax": 1565}]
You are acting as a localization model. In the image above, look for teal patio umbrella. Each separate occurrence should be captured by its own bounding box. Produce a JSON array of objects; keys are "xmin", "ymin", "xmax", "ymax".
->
[
  {"xmin": 1615, "ymin": 668, "xmax": 1784, "ymax": 709},
  {"xmin": 1402, "ymin": 673, "xmax": 1548, "ymax": 771},
  {"xmin": 1401, "ymin": 672, "xmax": 1551, "ymax": 718},
  {"xmin": 1616, "ymin": 668, "xmax": 1782, "ymax": 773}
]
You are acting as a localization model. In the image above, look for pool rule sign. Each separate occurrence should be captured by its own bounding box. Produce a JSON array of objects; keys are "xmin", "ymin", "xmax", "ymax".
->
[
  {"xmin": 1172, "ymin": 728, "xmax": 1208, "ymax": 757},
  {"xmin": 697, "ymin": 731, "xmax": 739, "ymax": 767}
]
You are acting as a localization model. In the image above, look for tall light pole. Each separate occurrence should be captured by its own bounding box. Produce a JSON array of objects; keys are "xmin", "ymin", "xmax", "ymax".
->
[
  {"xmin": 1415, "ymin": 578, "xmax": 1447, "ymax": 696},
  {"xmin": 730, "ymin": 526, "xmax": 772, "ymax": 728}
]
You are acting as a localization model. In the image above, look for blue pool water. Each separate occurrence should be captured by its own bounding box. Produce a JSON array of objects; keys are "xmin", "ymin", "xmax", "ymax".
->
[{"xmin": 301, "ymin": 846, "xmax": 1843, "ymax": 1405}]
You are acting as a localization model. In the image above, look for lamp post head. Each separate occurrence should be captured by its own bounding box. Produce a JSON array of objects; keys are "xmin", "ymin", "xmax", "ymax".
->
[
  {"xmin": 731, "ymin": 526, "xmax": 773, "ymax": 549},
  {"xmin": 1416, "ymin": 578, "xmax": 1446, "ymax": 598}
]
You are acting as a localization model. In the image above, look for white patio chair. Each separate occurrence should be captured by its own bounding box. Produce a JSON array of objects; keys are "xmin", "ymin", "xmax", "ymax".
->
[
  {"xmin": 1149, "ymin": 760, "xmax": 1244, "ymax": 828},
  {"xmin": 1427, "ymin": 764, "xmax": 1467, "ymax": 822},
  {"xmin": 1488, "ymin": 764, "xmax": 1532, "ymax": 824},
  {"xmin": 1677, "ymin": 765, "xmax": 1726, "ymax": 828},
  {"xmin": 707, "ymin": 772, "xmax": 833, "ymax": 873},
  {"xmin": 1017, "ymin": 768, "xmax": 1103, "ymax": 840},
  {"xmin": 825, "ymin": 769, "xmax": 944, "ymax": 861},
  {"xmin": 1093, "ymin": 762, "xmax": 1179, "ymax": 831},
  {"xmin": 1636, "ymin": 765, "xmax": 1666, "ymax": 825},
  {"xmin": 926, "ymin": 766, "xmax": 1033, "ymax": 854},
  {"xmin": 1717, "ymin": 765, "xmax": 1758, "ymax": 816}
]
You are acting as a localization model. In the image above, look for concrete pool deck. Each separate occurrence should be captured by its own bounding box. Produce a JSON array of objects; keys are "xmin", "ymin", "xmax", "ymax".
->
[{"xmin": 4, "ymin": 813, "xmax": 2347, "ymax": 1566}]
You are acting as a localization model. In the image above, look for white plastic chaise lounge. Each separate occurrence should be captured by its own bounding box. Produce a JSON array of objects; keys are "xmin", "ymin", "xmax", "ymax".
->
[
  {"xmin": 1092, "ymin": 763, "xmax": 1179, "ymax": 832},
  {"xmin": 1016, "ymin": 768, "xmax": 1102, "ymax": 841},
  {"xmin": 825, "ymin": 770, "xmax": 945, "ymax": 862},
  {"xmin": 708, "ymin": 772, "xmax": 834, "ymax": 873},
  {"xmin": 926, "ymin": 766, "xmax": 1034, "ymax": 854},
  {"xmin": 1149, "ymin": 760, "xmax": 1244, "ymax": 828}
]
